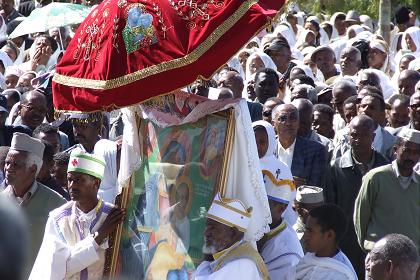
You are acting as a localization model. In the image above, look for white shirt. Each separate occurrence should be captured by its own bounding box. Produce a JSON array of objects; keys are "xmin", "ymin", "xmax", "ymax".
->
[
  {"xmin": 372, "ymin": 125, "xmax": 383, "ymax": 153},
  {"xmin": 391, "ymin": 160, "xmax": 418, "ymax": 189},
  {"xmin": 261, "ymin": 223, "xmax": 303, "ymax": 280},
  {"xmin": 277, "ymin": 139, "xmax": 296, "ymax": 169},
  {"xmin": 194, "ymin": 258, "xmax": 262, "ymax": 280}
]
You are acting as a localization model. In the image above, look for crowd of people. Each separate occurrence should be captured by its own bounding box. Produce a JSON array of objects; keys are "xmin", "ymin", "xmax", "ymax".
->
[{"xmin": 0, "ymin": 0, "xmax": 419, "ymax": 279}]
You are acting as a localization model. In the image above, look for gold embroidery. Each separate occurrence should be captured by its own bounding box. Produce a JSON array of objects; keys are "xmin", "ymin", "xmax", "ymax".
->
[
  {"xmin": 54, "ymin": 0, "xmax": 263, "ymax": 90},
  {"xmin": 117, "ymin": 0, "xmax": 127, "ymax": 8},
  {"xmin": 169, "ymin": 0, "xmax": 225, "ymax": 29}
]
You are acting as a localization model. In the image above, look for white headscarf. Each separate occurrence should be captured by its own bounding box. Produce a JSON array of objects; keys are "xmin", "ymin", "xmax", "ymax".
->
[
  {"xmin": 295, "ymin": 29, "xmax": 316, "ymax": 49},
  {"xmin": 245, "ymin": 52, "xmax": 277, "ymax": 80},
  {"xmin": 227, "ymin": 56, "xmax": 246, "ymax": 80},
  {"xmin": 0, "ymin": 50, "xmax": 13, "ymax": 74},
  {"xmin": 346, "ymin": 25, "xmax": 365, "ymax": 38},
  {"xmin": 274, "ymin": 22, "xmax": 296, "ymax": 48},
  {"xmin": 0, "ymin": 17, "xmax": 7, "ymax": 43},
  {"xmin": 402, "ymin": 27, "xmax": 420, "ymax": 58}
]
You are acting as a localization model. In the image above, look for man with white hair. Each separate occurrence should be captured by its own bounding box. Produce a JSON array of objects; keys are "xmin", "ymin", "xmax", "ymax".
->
[
  {"xmin": 2, "ymin": 132, "xmax": 66, "ymax": 278},
  {"xmin": 194, "ymin": 193, "xmax": 269, "ymax": 280}
]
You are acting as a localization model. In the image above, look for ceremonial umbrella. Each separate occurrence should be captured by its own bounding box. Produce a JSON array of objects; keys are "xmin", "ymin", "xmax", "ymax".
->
[
  {"xmin": 52, "ymin": 0, "xmax": 285, "ymax": 112},
  {"xmin": 9, "ymin": 3, "xmax": 92, "ymax": 39}
]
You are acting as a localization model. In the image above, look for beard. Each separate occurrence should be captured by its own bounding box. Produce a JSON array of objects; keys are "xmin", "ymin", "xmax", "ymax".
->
[{"xmin": 202, "ymin": 237, "xmax": 221, "ymax": 255}]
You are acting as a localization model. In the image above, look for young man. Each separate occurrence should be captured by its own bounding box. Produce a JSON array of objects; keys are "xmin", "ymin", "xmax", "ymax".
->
[
  {"xmin": 194, "ymin": 193, "xmax": 268, "ymax": 280},
  {"xmin": 296, "ymin": 204, "xmax": 357, "ymax": 280},
  {"xmin": 29, "ymin": 150, "xmax": 125, "ymax": 279}
]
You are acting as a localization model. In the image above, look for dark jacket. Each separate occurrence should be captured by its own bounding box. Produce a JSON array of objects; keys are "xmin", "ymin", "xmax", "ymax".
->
[
  {"xmin": 326, "ymin": 148, "xmax": 389, "ymax": 278},
  {"xmin": 247, "ymin": 101, "xmax": 262, "ymax": 122}
]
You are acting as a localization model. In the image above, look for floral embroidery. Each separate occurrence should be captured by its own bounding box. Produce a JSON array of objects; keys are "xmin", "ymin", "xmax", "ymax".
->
[
  {"xmin": 122, "ymin": 3, "xmax": 158, "ymax": 54},
  {"xmin": 169, "ymin": 0, "xmax": 225, "ymax": 29}
]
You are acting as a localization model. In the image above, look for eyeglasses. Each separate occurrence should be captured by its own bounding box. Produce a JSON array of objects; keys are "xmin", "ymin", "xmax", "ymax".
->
[
  {"xmin": 277, "ymin": 113, "xmax": 298, "ymax": 123},
  {"xmin": 262, "ymin": 110, "xmax": 272, "ymax": 117}
]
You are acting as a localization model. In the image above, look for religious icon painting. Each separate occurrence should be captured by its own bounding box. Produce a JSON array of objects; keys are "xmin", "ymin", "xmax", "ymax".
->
[
  {"xmin": 122, "ymin": 3, "xmax": 158, "ymax": 53},
  {"xmin": 105, "ymin": 106, "xmax": 235, "ymax": 279}
]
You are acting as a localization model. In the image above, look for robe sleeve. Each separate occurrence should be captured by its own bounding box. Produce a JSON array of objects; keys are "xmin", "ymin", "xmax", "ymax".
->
[
  {"xmin": 29, "ymin": 215, "xmax": 102, "ymax": 280},
  {"xmin": 353, "ymin": 172, "xmax": 377, "ymax": 251},
  {"xmin": 266, "ymin": 255, "xmax": 298, "ymax": 280}
]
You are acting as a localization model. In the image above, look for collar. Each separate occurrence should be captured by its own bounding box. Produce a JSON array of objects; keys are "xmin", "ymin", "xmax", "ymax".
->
[
  {"xmin": 212, "ymin": 240, "xmax": 242, "ymax": 261},
  {"xmin": 265, "ymin": 221, "xmax": 287, "ymax": 240},
  {"xmin": 278, "ymin": 138, "xmax": 296, "ymax": 152},
  {"xmin": 75, "ymin": 199, "xmax": 103, "ymax": 221},
  {"xmin": 391, "ymin": 160, "xmax": 419, "ymax": 184},
  {"xmin": 4, "ymin": 181, "xmax": 38, "ymax": 205}
]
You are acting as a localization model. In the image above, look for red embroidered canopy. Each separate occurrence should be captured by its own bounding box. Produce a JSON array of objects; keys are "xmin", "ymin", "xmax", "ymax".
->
[{"xmin": 52, "ymin": 0, "xmax": 285, "ymax": 112}]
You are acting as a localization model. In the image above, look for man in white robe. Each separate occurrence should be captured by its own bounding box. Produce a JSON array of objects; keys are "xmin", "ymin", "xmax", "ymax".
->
[
  {"xmin": 194, "ymin": 193, "xmax": 269, "ymax": 280},
  {"xmin": 29, "ymin": 150, "xmax": 125, "ymax": 280},
  {"xmin": 296, "ymin": 204, "xmax": 357, "ymax": 280}
]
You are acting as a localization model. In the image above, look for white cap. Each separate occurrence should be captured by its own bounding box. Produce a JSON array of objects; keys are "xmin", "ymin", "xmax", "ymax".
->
[
  {"xmin": 207, "ymin": 193, "xmax": 252, "ymax": 232},
  {"xmin": 68, "ymin": 150, "xmax": 106, "ymax": 180},
  {"xmin": 397, "ymin": 127, "xmax": 420, "ymax": 145},
  {"xmin": 10, "ymin": 132, "xmax": 44, "ymax": 159},
  {"xmin": 262, "ymin": 169, "xmax": 295, "ymax": 204},
  {"xmin": 296, "ymin": 185, "xmax": 324, "ymax": 204}
]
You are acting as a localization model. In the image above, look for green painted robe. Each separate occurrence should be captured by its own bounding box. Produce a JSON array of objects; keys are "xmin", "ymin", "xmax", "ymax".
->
[{"xmin": 354, "ymin": 164, "xmax": 420, "ymax": 251}]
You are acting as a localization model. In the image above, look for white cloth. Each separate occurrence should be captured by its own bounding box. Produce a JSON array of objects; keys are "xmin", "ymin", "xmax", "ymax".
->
[
  {"xmin": 252, "ymin": 120, "xmax": 297, "ymax": 225},
  {"xmin": 245, "ymin": 52, "xmax": 277, "ymax": 80},
  {"xmin": 29, "ymin": 200, "xmax": 112, "ymax": 280},
  {"xmin": 93, "ymin": 139, "xmax": 119, "ymax": 204},
  {"xmin": 261, "ymin": 223, "xmax": 303, "ymax": 280},
  {"xmin": 277, "ymin": 139, "xmax": 296, "ymax": 169},
  {"xmin": 401, "ymin": 27, "xmax": 420, "ymax": 58},
  {"xmin": 118, "ymin": 99, "xmax": 271, "ymax": 242},
  {"xmin": 194, "ymin": 258, "xmax": 262, "ymax": 280},
  {"xmin": 296, "ymin": 253, "xmax": 357, "ymax": 280},
  {"xmin": 331, "ymin": 250, "xmax": 357, "ymax": 279}
]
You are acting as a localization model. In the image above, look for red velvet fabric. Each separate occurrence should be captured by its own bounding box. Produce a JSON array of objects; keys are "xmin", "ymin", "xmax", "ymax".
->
[{"xmin": 53, "ymin": 0, "xmax": 284, "ymax": 112}]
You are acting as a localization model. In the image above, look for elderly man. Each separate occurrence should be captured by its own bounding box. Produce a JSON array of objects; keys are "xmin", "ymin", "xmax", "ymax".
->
[
  {"xmin": 15, "ymin": 90, "xmax": 48, "ymax": 131},
  {"xmin": 257, "ymin": 160, "xmax": 303, "ymax": 279},
  {"xmin": 66, "ymin": 113, "xmax": 119, "ymax": 204},
  {"xmin": 365, "ymin": 234, "xmax": 419, "ymax": 280},
  {"xmin": 273, "ymin": 104, "xmax": 327, "ymax": 187},
  {"xmin": 326, "ymin": 115, "xmax": 389, "ymax": 278},
  {"xmin": 354, "ymin": 128, "xmax": 420, "ymax": 252},
  {"xmin": 398, "ymin": 70, "xmax": 420, "ymax": 97},
  {"xmin": 340, "ymin": 47, "xmax": 362, "ymax": 77},
  {"xmin": 30, "ymin": 150, "xmax": 125, "ymax": 279},
  {"xmin": 292, "ymin": 185, "xmax": 324, "ymax": 242},
  {"xmin": 311, "ymin": 46, "xmax": 339, "ymax": 81},
  {"xmin": 2, "ymin": 133, "xmax": 66, "ymax": 278},
  {"xmin": 194, "ymin": 193, "xmax": 268, "ymax": 280}
]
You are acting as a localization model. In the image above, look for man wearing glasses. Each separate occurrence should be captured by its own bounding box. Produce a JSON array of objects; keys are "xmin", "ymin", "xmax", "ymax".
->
[
  {"xmin": 14, "ymin": 90, "xmax": 48, "ymax": 132},
  {"xmin": 273, "ymin": 104, "xmax": 327, "ymax": 188}
]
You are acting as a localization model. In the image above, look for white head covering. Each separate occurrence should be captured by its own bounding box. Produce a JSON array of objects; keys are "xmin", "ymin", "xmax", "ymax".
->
[
  {"xmin": 296, "ymin": 185, "xmax": 324, "ymax": 204},
  {"xmin": 402, "ymin": 27, "xmax": 420, "ymax": 58},
  {"xmin": 0, "ymin": 50, "xmax": 13, "ymax": 73},
  {"xmin": 252, "ymin": 120, "xmax": 295, "ymax": 204},
  {"xmin": 207, "ymin": 192, "xmax": 252, "ymax": 232},
  {"xmin": 397, "ymin": 127, "xmax": 420, "ymax": 145},
  {"xmin": 10, "ymin": 132, "xmax": 45, "ymax": 159},
  {"xmin": 295, "ymin": 29, "xmax": 316, "ymax": 49},
  {"xmin": 227, "ymin": 56, "xmax": 245, "ymax": 80},
  {"xmin": 68, "ymin": 149, "xmax": 106, "ymax": 180},
  {"xmin": 347, "ymin": 25, "xmax": 364, "ymax": 38},
  {"xmin": 274, "ymin": 22, "xmax": 296, "ymax": 48},
  {"xmin": 369, "ymin": 38, "xmax": 390, "ymax": 74},
  {"xmin": 360, "ymin": 15, "xmax": 374, "ymax": 32},
  {"xmin": 245, "ymin": 52, "xmax": 277, "ymax": 79}
]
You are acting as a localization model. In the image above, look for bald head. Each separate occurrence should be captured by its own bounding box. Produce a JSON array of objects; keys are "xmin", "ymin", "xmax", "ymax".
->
[
  {"xmin": 332, "ymin": 80, "xmax": 357, "ymax": 117},
  {"xmin": 218, "ymin": 71, "xmax": 244, "ymax": 99},
  {"xmin": 350, "ymin": 114, "xmax": 375, "ymax": 131},
  {"xmin": 19, "ymin": 90, "xmax": 47, "ymax": 130},
  {"xmin": 292, "ymin": 98, "xmax": 314, "ymax": 137},
  {"xmin": 340, "ymin": 46, "xmax": 362, "ymax": 76},
  {"xmin": 398, "ymin": 70, "xmax": 420, "ymax": 97}
]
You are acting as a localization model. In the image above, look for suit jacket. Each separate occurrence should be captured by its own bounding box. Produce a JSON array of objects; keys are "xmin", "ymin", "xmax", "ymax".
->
[
  {"xmin": 247, "ymin": 101, "xmax": 263, "ymax": 122},
  {"xmin": 287, "ymin": 136, "xmax": 327, "ymax": 187},
  {"xmin": 18, "ymin": 1, "xmax": 35, "ymax": 17}
]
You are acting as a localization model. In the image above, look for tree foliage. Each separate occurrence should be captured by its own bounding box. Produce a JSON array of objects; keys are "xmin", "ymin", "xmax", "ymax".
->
[{"xmin": 290, "ymin": 0, "xmax": 419, "ymax": 20}]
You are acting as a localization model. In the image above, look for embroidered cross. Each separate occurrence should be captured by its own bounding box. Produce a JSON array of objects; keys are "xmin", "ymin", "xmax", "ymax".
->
[
  {"xmin": 71, "ymin": 159, "xmax": 78, "ymax": 167},
  {"xmin": 275, "ymin": 169, "xmax": 281, "ymax": 179}
]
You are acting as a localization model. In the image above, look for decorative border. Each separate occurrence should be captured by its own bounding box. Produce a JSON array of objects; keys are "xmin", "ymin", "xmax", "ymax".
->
[{"xmin": 53, "ymin": 0, "xmax": 259, "ymax": 90}]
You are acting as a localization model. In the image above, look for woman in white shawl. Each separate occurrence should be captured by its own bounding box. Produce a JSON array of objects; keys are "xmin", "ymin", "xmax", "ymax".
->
[
  {"xmin": 402, "ymin": 26, "xmax": 420, "ymax": 58},
  {"xmin": 274, "ymin": 22, "xmax": 296, "ymax": 48},
  {"xmin": 295, "ymin": 30, "xmax": 317, "ymax": 50},
  {"xmin": 368, "ymin": 38, "xmax": 392, "ymax": 76},
  {"xmin": 245, "ymin": 52, "xmax": 277, "ymax": 80},
  {"xmin": 252, "ymin": 120, "xmax": 297, "ymax": 226}
]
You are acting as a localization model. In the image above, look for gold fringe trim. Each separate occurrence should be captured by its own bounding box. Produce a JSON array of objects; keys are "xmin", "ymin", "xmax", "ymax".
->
[
  {"xmin": 53, "ymin": 0, "xmax": 259, "ymax": 90},
  {"xmin": 262, "ymin": 170, "xmax": 296, "ymax": 190}
]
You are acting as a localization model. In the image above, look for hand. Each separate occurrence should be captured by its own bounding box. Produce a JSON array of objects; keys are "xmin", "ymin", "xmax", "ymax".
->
[
  {"xmin": 293, "ymin": 176, "xmax": 306, "ymax": 187},
  {"xmin": 38, "ymin": 46, "xmax": 52, "ymax": 65},
  {"xmin": 95, "ymin": 208, "xmax": 125, "ymax": 245}
]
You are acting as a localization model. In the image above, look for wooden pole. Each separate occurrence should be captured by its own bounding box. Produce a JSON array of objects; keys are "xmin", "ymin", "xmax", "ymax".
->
[{"xmin": 378, "ymin": 0, "xmax": 391, "ymax": 44}]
